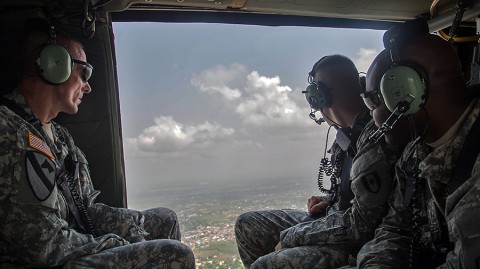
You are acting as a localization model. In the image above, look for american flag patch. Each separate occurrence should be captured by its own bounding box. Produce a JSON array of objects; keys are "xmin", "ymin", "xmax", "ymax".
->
[{"xmin": 28, "ymin": 131, "xmax": 54, "ymax": 159}]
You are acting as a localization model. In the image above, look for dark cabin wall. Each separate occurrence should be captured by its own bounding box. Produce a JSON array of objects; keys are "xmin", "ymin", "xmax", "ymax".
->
[
  {"xmin": 0, "ymin": 6, "xmax": 127, "ymax": 208},
  {"xmin": 56, "ymin": 14, "xmax": 127, "ymax": 208}
]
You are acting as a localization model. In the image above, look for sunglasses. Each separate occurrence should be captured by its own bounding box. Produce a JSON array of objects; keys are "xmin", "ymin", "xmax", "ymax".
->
[
  {"xmin": 361, "ymin": 90, "xmax": 383, "ymax": 111},
  {"xmin": 72, "ymin": 59, "xmax": 93, "ymax": 83}
]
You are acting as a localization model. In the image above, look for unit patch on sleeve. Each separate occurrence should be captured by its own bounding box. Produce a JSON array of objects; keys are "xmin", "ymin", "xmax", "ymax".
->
[
  {"xmin": 28, "ymin": 131, "xmax": 54, "ymax": 159},
  {"xmin": 25, "ymin": 151, "xmax": 56, "ymax": 201},
  {"xmin": 361, "ymin": 172, "xmax": 382, "ymax": 193}
]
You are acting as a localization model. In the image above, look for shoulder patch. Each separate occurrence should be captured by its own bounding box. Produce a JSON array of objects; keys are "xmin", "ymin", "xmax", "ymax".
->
[
  {"xmin": 361, "ymin": 172, "xmax": 382, "ymax": 193},
  {"xmin": 28, "ymin": 131, "xmax": 54, "ymax": 159},
  {"xmin": 25, "ymin": 151, "xmax": 56, "ymax": 201}
]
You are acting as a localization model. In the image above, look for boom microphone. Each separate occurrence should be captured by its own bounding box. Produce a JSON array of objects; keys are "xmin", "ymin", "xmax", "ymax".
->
[{"xmin": 309, "ymin": 111, "xmax": 325, "ymax": 125}]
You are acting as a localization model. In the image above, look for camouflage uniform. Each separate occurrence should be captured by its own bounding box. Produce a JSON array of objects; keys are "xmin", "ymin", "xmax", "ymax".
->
[
  {"xmin": 0, "ymin": 90, "xmax": 195, "ymax": 268},
  {"xmin": 235, "ymin": 113, "xmax": 403, "ymax": 269},
  {"xmin": 440, "ymin": 169, "xmax": 480, "ymax": 268},
  {"xmin": 357, "ymin": 98, "xmax": 480, "ymax": 269}
]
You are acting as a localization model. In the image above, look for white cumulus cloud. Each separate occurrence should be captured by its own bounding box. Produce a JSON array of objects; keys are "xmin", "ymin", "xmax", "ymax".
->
[
  {"xmin": 354, "ymin": 48, "xmax": 378, "ymax": 73},
  {"xmin": 128, "ymin": 116, "xmax": 235, "ymax": 153},
  {"xmin": 191, "ymin": 64, "xmax": 310, "ymax": 128},
  {"xmin": 236, "ymin": 71, "xmax": 304, "ymax": 127},
  {"xmin": 126, "ymin": 64, "xmax": 325, "ymax": 157},
  {"xmin": 190, "ymin": 63, "xmax": 247, "ymax": 100}
]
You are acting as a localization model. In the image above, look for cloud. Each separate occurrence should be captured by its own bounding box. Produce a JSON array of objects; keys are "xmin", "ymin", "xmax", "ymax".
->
[
  {"xmin": 126, "ymin": 64, "xmax": 324, "ymax": 157},
  {"xmin": 236, "ymin": 71, "xmax": 306, "ymax": 127},
  {"xmin": 126, "ymin": 116, "xmax": 235, "ymax": 155},
  {"xmin": 354, "ymin": 48, "xmax": 378, "ymax": 73},
  {"xmin": 190, "ymin": 63, "xmax": 247, "ymax": 100},
  {"xmin": 191, "ymin": 64, "xmax": 310, "ymax": 128}
]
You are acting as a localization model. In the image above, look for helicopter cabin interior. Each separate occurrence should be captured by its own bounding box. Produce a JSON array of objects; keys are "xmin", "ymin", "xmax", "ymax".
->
[{"xmin": 0, "ymin": 0, "xmax": 479, "ymax": 208}]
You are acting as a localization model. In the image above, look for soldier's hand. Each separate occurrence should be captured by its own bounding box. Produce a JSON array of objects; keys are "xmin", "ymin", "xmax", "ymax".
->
[
  {"xmin": 307, "ymin": 195, "xmax": 330, "ymax": 215},
  {"xmin": 275, "ymin": 242, "xmax": 283, "ymax": 251}
]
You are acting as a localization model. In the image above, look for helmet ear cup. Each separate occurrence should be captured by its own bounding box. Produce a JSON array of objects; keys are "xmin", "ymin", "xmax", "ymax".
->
[
  {"xmin": 380, "ymin": 65, "xmax": 427, "ymax": 115},
  {"xmin": 304, "ymin": 82, "xmax": 333, "ymax": 110},
  {"xmin": 36, "ymin": 44, "xmax": 73, "ymax": 84}
]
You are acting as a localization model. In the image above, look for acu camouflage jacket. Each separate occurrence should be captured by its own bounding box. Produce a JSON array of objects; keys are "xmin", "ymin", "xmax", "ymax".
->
[
  {"xmin": 357, "ymin": 98, "xmax": 480, "ymax": 269},
  {"xmin": 0, "ymin": 90, "xmax": 149, "ymax": 267},
  {"xmin": 279, "ymin": 114, "xmax": 403, "ymax": 250}
]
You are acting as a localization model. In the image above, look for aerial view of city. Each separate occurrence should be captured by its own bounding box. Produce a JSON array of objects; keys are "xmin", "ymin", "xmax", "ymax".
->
[{"xmin": 129, "ymin": 176, "xmax": 318, "ymax": 269}]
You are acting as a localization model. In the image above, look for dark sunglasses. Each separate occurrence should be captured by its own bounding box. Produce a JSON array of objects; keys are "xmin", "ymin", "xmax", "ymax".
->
[
  {"xmin": 72, "ymin": 59, "xmax": 93, "ymax": 83},
  {"xmin": 360, "ymin": 90, "xmax": 383, "ymax": 111}
]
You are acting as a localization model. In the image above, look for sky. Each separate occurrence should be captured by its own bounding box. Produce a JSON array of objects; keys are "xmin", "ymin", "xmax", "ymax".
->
[{"xmin": 112, "ymin": 22, "xmax": 385, "ymax": 209}]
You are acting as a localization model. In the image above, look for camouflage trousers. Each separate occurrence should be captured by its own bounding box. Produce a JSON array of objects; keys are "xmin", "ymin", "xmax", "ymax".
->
[
  {"xmin": 62, "ymin": 207, "xmax": 195, "ymax": 269},
  {"xmin": 235, "ymin": 209, "xmax": 354, "ymax": 269},
  {"xmin": 142, "ymin": 207, "xmax": 182, "ymax": 240}
]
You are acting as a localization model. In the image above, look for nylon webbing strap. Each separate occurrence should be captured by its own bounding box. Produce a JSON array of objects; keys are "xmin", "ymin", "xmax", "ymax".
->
[
  {"xmin": 0, "ymin": 97, "xmax": 41, "ymax": 129},
  {"xmin": 57, "ymin": 173, "xmax": 88, "ymax": 233}
]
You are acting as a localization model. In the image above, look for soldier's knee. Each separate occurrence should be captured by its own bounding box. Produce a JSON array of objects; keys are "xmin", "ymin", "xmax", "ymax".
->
[
  {"xmin": 175, "ymin": 241, "xmax": 194, "ymax": 257},
  {"xmin": 236, "ymin": 211, "xmax": 257, "ymax": 227},
  {"xmin": 144, "ymin": 207, "xmax": 178, "ymax": 221},
  {"xmin": 235, "ymin": 211, "xmax": 255, "ymax": 236},
  {"xmin": 168, "ymin": 241, "xmax": 195, "ymax": 268},
  {"xmin": 250, "ymin": 252, "xmax": 277, "ymax": 269},
  {"xmin": 165, "ymin": 207, "xmax": 178, "ymax": 219}
]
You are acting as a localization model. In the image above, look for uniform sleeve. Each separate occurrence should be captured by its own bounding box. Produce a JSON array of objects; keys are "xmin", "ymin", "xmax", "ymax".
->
[
  {"xmin": 279, "ymin": 209, "xmax": 355, "ymax": 248},
  {"xmin": 280, "ymin": 133, "xmax": 399, "ymax": 249},
  {"xmin": 75, "ymin": 147, "xmax": 149, "ymax": 242},
  {"xmin": 440, "ymin": 169, "xmax": 480, "ymax": 269},
  {"xmin": 356, "ymin": 175, "xmax": 413, "ymax": 269},
  {"xmin": 0, "ymin": 120, "xmax": 128, "ymax": 267},
  {"xmin": 348, "ymin": 141, "xmax": 399, "ymax": 243},
  {"xmin": 278, "ymin": 139, "xmax": 351, "ymax": 248}
]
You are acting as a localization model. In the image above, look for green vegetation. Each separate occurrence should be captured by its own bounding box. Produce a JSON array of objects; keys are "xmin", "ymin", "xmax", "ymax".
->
[
  {"xmin": 201, "ymin": 240, "xmax": 239, "ymax": 255},
  {"xmin": 149, "ymin": 177, "xmax": 316, "ymax": 268},
  {"xmin": 195, "ymin": 240, "xmax": 244, "ymax": 269}
]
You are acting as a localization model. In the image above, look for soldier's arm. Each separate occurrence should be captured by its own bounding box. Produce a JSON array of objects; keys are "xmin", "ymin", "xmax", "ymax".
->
[
  {"xmin": 356, "ymin": 178, "xmax": 412, "ymax": 269},
  {"xmin": 348, "ymin": 140, "xmax": 400, "ymax": 243},
  {"xmin": 75, "ymin": 146, "xmax": 149, "ymax": 242},
  {"xmin": 278, "ymin": 209, "xmax": 353, "ymax": 248},
  {"xmin": 0, "ymin": 121, "xmax": 128, "ymax": 267},
  {"xmin": 440, "ymin": 169, "xmax": 480, "ymax": 269},
  {"xmin": 279, "ymin": 141, "xmax": 399, "ymax": 248}
]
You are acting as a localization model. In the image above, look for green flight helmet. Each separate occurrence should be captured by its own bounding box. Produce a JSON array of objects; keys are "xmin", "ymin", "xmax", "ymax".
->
[
  {"xmin": 380, "ymin": 65, "xmax": 427, "ymax": 115},
  {"xmin": 36, "ymin": 44, "xmax": 73, "ymax": 84}
]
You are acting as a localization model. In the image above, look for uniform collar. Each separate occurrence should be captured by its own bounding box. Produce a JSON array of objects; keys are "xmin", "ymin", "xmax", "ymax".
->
[
  {"xmin": 3, "ymin": 89, "xmax": 35, "ymax": 118},
  {"xmin": 428, "ymin": 100, "xmax": 477, "ymax": 148}
]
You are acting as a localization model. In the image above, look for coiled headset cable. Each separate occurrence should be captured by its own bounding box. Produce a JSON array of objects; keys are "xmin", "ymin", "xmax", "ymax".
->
[{"xmin": 316, "ymin": 124, "xmax": 342, "ymax": 195}]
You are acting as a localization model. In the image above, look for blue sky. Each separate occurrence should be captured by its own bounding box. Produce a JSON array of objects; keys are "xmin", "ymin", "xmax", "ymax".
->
[{"xmin": 112, "ymin": 22, "xmax": 385, "ymax": 209}]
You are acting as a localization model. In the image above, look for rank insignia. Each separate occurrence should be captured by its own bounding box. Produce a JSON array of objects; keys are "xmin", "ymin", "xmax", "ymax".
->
[
  {"xmin": 25, "ymin": 151, "xmax": 56, "ymax": 201},
  {"xmin": 28, "ymin": 131, "xmax": 54, "ymax": 159},
  {"xmin": 361, "ymin": 172, "xmax": 381, "ymax": 193}
]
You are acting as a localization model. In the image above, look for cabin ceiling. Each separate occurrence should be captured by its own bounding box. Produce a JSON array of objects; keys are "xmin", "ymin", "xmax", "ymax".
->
[
  {"xmin": 105, "ymin": 0, "xmax": 448, "ymax": 21},
  {"xmin": 2, "ymin": 0, "xmax": 480, "ymax": 31},
  {"xmin": 0, "ymin": 0, "xmax": 472, "ymax": 22}
]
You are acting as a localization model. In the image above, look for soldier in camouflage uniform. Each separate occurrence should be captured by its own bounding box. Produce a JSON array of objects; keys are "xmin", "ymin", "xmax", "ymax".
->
[
  {"xmin": 235, "ymin": 55, "xmax": 404, "ymax": 268},
  {"xmin": 0, "ymin": 20, "xmax": 195, "ymax": 268},
  {"xmin": 356, "ymin": 21, "xmax": 480, "ymax": 268}
]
